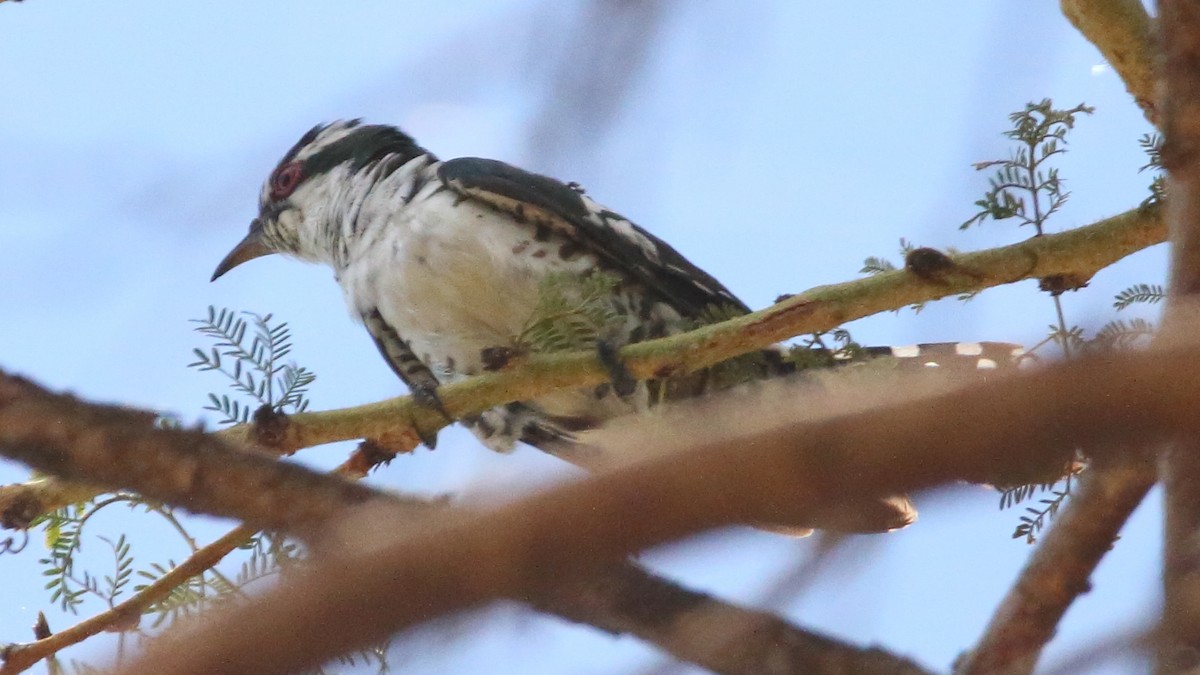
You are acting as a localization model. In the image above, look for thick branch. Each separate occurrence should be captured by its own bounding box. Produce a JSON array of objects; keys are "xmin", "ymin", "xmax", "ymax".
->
[
  {"xmin": 1061, "ymin": 0, "xmax": 1160, "ymax": 124},
  {"xmin": 0, "ymin": 378, "xmax": 925, "ymax": 675},
  {"xmin": 0, "ymin": 373, "xmax": 434, "ymax": 533},
  {"xmin": 119, "ymin": 341, "xmax": 1200, "ymax": 675},
  {"xmin": 1158, "ymin": 2, "xmax": 1200, "ymax": 671},
  {"xmin": 957, "ymin": 458, "xmax": 1157, "ymax": 674}
]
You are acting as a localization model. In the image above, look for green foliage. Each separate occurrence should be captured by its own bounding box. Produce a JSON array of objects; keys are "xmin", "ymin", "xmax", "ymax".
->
[
  {"xmin": 36, "ymin": 497, "xmax": 140, "ymax": 614},
  {"xmin": 1001, "ymin": 470, "xmax": 1078, "ymax": 544},
  {"xmin": 783, "ymin": 329, "xmax": 867, "ymax": 371},
  {"xmin": 1113, "ymin": 283, "xmax": 1165, "ymax": 310},
  {"xmin": 189, "ymin": 306, "xmax": 316, "ymax": 424},
  {"xmin": 962, "ymin": 99, "xmax": 1094, "ymax": 234},
  {"xmin": 859, "ymin": 256, "xmax": 896, "ymax": 275},
  {"xmin": 23, "ymin": 308, "xmax": 346, "ymax": 671},
  {"xmin": 517, "ymin": 271, "xmax": 625, "ymax": 353},
  {"xmin": 860, "ymin": 238, "xmax": 916, "ymax": 276},
  {"xmin": 1093, "ymin": 318, "xmax": 1156, "ymax": 350},
  {"xmin": 1139, "ymin": 132, "xmax": 1166, "ymax": 208}
]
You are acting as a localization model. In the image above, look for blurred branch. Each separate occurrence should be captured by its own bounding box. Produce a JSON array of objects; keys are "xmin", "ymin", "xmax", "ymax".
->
[
  {"xmin": 0, "ymin": 374, "xmax": 928, "ymax": 675},
  {"xmin": 1157, "ymin": 3, "xmax": 1200, "ymax": 671},
  {"xmin": 119, "ymin": 339, "xmax": 1200, "ymax": 674},
  {"xmin": 0, "ymin": 372, "xmax": 434, "ymax": 533},
  {"xmin": 527, "ymin": 0, "xmax": 669, "ymax": 167},
  {"xmin": 1061, "ymin": 0, "xmax": 1160, "ymax": 125},
  {"xmin": 957, "ymin": 458, "xmax": 1157, "ymax": 674},
  {"xmin": 0, "ymin": 202, "xmax": 1167, "ymax": 526},
  {"xmin": 0, "ymin": 479, "xmax": 102, "ymax": 530},
  {"xmin": 0, "ymin": 439, "xmax": 406, "ymax": 673},
  {"xmin": 533, "ymin": 561, "xmax": 933, "ymax": 675}
]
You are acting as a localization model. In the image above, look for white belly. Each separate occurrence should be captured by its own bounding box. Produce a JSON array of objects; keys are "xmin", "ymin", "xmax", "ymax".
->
[{"xmin": 340, "ymin": 190, "xmax": 597, "ymax": 378}]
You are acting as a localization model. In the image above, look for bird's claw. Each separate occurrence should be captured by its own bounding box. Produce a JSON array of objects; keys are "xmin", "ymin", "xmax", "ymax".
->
[
  {"xmin": 411, "ymin": 382, "xmax": 453, "ymax": 449},
  {"xmin": 596, "ymin": 340, "xmax": 637, "ymax": 398}
]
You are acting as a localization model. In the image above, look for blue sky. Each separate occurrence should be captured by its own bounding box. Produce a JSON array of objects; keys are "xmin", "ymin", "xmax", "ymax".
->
[{"xmin": 1, "ymin": 2, "xmax": 1162, "ymax": 672}]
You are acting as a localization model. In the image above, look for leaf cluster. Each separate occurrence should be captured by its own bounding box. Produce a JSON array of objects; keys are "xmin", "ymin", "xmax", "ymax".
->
[
  {"xmin": 189, "ymin": 306, "xmax": 316, "ymax": 424},
  {"xmin": 516, "ymin": 271, "xmax": 626, "ymax": 354},
  {"xmin": 962, "ymin": 99, "xmax": 1094, "ymax": 234},
  {"xmin": 1139, "ymin": 132, "xmax": 1166, "ymax": 208},
  {"xmin": 1001, "ymin": 473, "xmax": 1077, "ymax": 545},
  {"xmin": 36, "ymin": 499, "xmax": 139, "ymax": 614}
]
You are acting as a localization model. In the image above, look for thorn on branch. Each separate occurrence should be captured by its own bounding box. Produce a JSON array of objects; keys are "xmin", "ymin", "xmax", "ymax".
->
[
  {"xmin": 33, "ymin": 612, "xmax": 51, "ymax": 641},
  {"xmin": 1039, "ymin": 273, "xmax": 1091, "ymax": 296},
  {"xmin": 251, "ymin": 405, "xmax": 290, "ymax": 451},
  {"xmin": 904, "ymin": 247, "xmax": 981, "ymax": 284},
  {"xmin": 905, "ymin": 247, "xmax": 956, "ymax": 282}
]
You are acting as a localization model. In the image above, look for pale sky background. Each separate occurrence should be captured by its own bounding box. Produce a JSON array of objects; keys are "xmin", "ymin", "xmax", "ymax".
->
[{"xmin": 1, "ymin": 2, "xmax": 1164, "ymax": 673}]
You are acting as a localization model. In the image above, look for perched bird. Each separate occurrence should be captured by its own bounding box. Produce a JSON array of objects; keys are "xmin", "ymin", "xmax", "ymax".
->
[
  {"xmin": 211, "ymin": 120, "xmax": 788, "ymax": 453},
  {"xmin": 212, "ymin": 120, "xmax": 1016, "ymax": 532}
]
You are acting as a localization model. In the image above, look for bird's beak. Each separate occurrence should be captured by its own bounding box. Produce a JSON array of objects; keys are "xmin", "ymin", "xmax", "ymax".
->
[{"xmin": 211, "ymin": 219, "xmax": 274, "ymax": 281}]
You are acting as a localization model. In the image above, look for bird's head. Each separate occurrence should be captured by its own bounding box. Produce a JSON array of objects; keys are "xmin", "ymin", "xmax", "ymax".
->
[{"xmin": 212, "ymin": 120, "xmax": 425, "ymax": 280}]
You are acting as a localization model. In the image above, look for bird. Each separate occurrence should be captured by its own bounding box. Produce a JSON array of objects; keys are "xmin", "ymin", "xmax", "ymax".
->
[{"xmin": 212, "ymin": 120, "xmax": 1018, "ymax": 532}]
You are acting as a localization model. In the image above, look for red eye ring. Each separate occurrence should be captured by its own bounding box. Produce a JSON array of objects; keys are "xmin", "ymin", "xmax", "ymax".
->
[{"xmin": 269, "ymin": 162, "xmax": 303, "ymax": 200}]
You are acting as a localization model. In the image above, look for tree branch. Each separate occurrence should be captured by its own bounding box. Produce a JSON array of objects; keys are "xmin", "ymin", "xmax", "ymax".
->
[
  {"xmin": 0, "ymin": 372, "xmax": 435, "ymax": 533},
  {"xmin": 0, "ymin": 376, "xmax": 929, "ymax": 675},
  {"xmin": 1061, "ymin": 0, "xmax": 1160, "ymax": 125},
  {"xmin": 1157, "ymin": 3, "xmax": 1200, "ymax": 671},
  {"xmin": 0, "ymin": 524, "xmax": 257, "ymax": 675},
  {"xmin": 117, "ymin": 339, "xmax": 1200, "ymax": 675},
  {"xmin": 957, "ymin": 458, "xmax": 1157, "ymax": 674},
  {"xmin": 531, "ymin": 561, "xmax": 933, "ymax": 675}
]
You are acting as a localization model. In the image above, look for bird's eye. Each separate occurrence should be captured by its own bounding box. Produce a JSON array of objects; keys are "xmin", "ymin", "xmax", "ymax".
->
[{"xmin": 269, "ymin": 162, "xmax": 304, "ymax": 200}]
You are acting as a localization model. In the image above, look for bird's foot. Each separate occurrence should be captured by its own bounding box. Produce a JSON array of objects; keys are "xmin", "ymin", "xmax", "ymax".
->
[
  {"xmin": 596, "ymin": 340, "xmax": 637, "ymax": 398},
  {"xmin": 410, "ymin": 382, "xmax": 453, "ymax": 449}
]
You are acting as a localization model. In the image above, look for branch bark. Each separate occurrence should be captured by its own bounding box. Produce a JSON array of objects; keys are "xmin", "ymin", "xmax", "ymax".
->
[
  {"xmin": 0, "ymin": 372, "xmax": 436, "ymax": 533},
  {"xmin": 1061, "ymin": 0, "xmax": 1160, "ymax": 125},
  {"xmin": 116, "ymin": 339, "xmax": 1200, "ymax": 675},
  {"xmin": 0, "ymin": 375, "xmax": 929, "ymax": 675},
  {"xmin": 957, "ymin": 458, "xmax": 1157, "ymax": 674},
  {"xmin": 1157, "ymin": 3, "xmax": 1200, "ymax": 671}
]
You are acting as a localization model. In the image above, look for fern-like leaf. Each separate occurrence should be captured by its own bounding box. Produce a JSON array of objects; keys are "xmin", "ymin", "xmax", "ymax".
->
[{"xmin": 1113, "ymin": 283, "xmax": 1165, "ymax": 310}]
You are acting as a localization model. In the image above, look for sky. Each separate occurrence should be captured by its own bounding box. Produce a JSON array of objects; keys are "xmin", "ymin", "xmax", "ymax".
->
[{"xmin": 1, "ymin": 1, "xmax": 1164, "ymax": 673}]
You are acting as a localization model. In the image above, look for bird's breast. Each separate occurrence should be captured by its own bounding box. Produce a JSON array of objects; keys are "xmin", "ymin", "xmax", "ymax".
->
[{"xmin": 341, "ymin": 191, "xmax": 599, "ymax": 378}]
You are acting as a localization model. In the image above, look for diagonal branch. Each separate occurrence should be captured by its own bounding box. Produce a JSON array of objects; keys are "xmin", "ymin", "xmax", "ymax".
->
[
  {"xmin": 0, "ymin": 374, "xmax": 930, "ymax": 675},
  {"xmin": 0, "ymin": 372, "xmax": 435, "ymax": 534},
  {"xmin": 0, "ymin": 524, "xmax": 257, "ymax": 675},
  {"xmin": 957, "ymin": 458, "xmax": 1157, "ymax": 674},
  {"xmin": 1061, "ymin": 0, "xmax": 1160, "ymax": 125},
  {"xmin": 116, "ymin": 338, "xmax": 1200, "ymax": 675}
]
